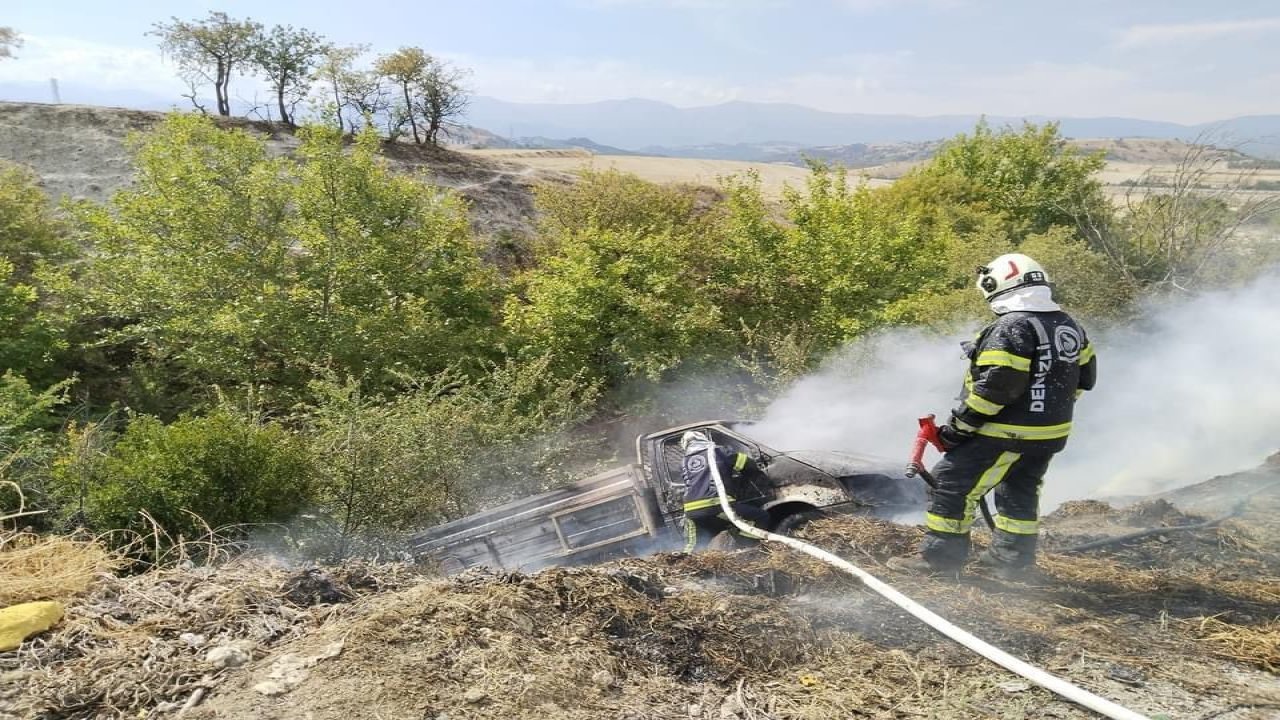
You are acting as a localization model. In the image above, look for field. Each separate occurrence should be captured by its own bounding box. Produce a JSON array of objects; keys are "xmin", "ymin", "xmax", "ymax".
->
[
  {"xmin": 463, "ymin": 148, "xmax": 890, "ymax": 198},
  {"xmin": 465, "ymin": 139, "xmax": 1280, "ymax": 203}
]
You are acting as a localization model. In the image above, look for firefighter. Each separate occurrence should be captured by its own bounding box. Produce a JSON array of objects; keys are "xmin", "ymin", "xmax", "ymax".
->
[
  {"xmin": 679, "ymin": 430, "xmax": 771, "ymax": 552},
  {"xmin": 889, "ymin": 253, "xmax": 1097, "ymax": 579}
]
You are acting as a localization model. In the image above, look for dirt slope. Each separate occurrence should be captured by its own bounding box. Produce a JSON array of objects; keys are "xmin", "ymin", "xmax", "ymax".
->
[
  {"xmin": 0, "ymin": 101, "xmax": 570, "ymax": 243},
  {"xmin": 8, "ymin": 462, "xmax": 1279, "ymax": 720}
]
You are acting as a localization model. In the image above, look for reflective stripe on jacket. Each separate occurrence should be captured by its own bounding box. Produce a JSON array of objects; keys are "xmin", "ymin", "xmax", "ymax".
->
[{"xmin": 952, "ymin": 310, "xmax": 1096, "ymax": 453}]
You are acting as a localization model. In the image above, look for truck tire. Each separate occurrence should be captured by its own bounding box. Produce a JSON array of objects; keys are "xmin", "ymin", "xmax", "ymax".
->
[{"xmin": 773, "ymin": 510, "xmax": 826, "ymax": 537}]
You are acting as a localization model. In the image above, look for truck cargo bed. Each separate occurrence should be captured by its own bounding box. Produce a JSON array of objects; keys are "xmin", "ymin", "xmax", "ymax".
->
[{"xmin": 408, "ymin": 465, "xmax": 666, "ymax": 572}]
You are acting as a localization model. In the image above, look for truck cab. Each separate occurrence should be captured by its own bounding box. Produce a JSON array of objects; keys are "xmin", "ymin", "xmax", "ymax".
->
[
  {"xmin": 409, "ymin": 420, "xmax": 925, "ymax": 573},
  {"xmin": 638, "ymin": 420, "xmax": 926, "ymax": 532}
]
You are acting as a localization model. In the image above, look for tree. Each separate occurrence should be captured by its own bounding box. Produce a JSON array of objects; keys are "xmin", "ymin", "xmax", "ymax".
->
[
  {"xmin": 417, "ymin": 56, "xmax": 470, "ymax": 145},
  {"xmin": 76, "ymin": 115, "xmax": 500, "ymax": 412},
  {"xmin": 0, "ymin": 27, "xmax": 21, "ymax": 60},
  {"xmin": 917, "ymin": 120, "xmax": 1110, "ymax": 242},
  {"xmin": 314, "ymin": 44, "xmax": 365, "ymax": 133},
  {"xmin": 250, "ymin": 24, "xmax": 329, "ymax": 127},
  {"xmin": 339, "ymin": 68, "xmax": 399, "ymax": 137},
  {"xmin": 376, "ymin": 47, "xmax": 429, "ymax": 144},
  {"xmin": 151, "ymin": 12, "xmax": 262, "ymax": 116},
  {"xmin": 0, "ymin": 162, "xmax": 75, "ymax": 381},
  {"xmin": 1084, "ymin": 137, "xmax": 1280, "ymax": 291},
  {"xmin": 281, "ymin": 124, "xmax": 500, "ymax": 384}
]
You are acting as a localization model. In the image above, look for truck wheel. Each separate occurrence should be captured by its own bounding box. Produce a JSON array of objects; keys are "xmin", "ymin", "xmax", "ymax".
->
[{"xmin": 774, "ymin": 510, "xmax": 825, "ymax": 537}]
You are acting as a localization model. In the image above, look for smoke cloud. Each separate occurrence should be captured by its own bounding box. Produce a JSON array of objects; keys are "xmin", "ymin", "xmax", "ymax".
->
[{"xmin": 746, "ymin": 272, "xmax": 1280, "ymax": 509}]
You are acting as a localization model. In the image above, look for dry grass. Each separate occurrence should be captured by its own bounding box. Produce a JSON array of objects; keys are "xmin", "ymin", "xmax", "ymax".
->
[
  {"xmin": 0, "ymin": 532, "xmax": 118, "ymax": 605},
  {"xmin": 1191, "ymin": 617, "xmax": 1280, "ymax": 671},
  {"xmin": 0, "ymin": 481, "xmax": 120, "ymax": 605}
]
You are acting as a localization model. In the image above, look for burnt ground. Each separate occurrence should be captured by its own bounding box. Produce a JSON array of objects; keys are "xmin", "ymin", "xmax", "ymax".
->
[{"xmin": 6, "ymin": 463, "xmax": 1280, "ymax": 720}]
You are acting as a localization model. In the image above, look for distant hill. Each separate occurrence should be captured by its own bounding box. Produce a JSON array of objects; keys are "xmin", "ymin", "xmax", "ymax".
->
[
  {"xmin": 509, "ymin": 136, "xmax": 640, "ymax": 155},
  {"xmin": 640, "ymin": 140, "xmax": 940, "ymax": 167},
  {"xmin": 463, "ymin": 97, "xmax": 1280, "ymax": 159}
]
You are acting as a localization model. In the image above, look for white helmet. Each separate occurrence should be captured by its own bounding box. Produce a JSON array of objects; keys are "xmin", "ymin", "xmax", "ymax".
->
[
  {"xmin": 976, "ymin": 253, "xmax": 1049, "ymax": 301},
  {"xmin": 679, "ymin": 430, "xmax": 711, "ymax": 451}
]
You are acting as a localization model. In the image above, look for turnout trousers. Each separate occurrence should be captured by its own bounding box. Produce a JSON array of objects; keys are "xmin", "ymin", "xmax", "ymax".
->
[
  {"xmin": 921, "ymin": 437, "xmax": 1054, "ymax": 570},
  {"xmin": 683, "ymin": 503, "xmax": 771, "ymax": 552}
]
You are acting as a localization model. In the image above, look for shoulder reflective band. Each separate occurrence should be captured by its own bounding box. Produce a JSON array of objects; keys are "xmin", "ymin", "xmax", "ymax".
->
[
  {"xmin": 1078, "ymin": 344, "xmax": 1095, "ymax": 364},
  {"xmin": 976, "ymin": 350, "xmax": 1030, "ymax": 372},
  {"xmin": 964, "ymin": 392, "xmax": 1005, "ymax": 416},
  {"xmin": 976, "ymin": 421, "xmax": 1072, "ymax": 441},
  {"xmin": 733, "ymin": 453, "xmax": 748, "ymax": 471}
]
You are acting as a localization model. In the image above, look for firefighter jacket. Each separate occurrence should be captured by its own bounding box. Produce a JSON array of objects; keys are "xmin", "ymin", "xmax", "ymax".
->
[
  {"xmin": 681, "ymin": 446, "xmax": 753, "ymax": 511},
  {"xmin": 951, "ymin": 310, "xmax": 1097, "ymax": 454}
]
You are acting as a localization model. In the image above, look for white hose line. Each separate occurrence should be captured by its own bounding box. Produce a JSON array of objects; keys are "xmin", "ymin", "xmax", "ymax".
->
[{"xmin": 705, "ymin": 446, "xmax": 1151, "ymax": 720}]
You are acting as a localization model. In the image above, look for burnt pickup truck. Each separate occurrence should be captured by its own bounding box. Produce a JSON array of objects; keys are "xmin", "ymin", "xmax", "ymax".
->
[{"xmin": 408, "ymin": 420, "xmax": 926, "ymax": 573}]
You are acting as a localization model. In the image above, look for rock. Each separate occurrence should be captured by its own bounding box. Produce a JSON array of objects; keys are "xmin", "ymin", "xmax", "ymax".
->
[
  {"xmin": 463, "ymin": 688, "xmax": 486, "ymax": 704},
  {"xmin": 253, "ymin": 680, "xmax": 290, "ymax": 696},
  {"xmin": 206, "ymin": 645, "xmax": 250, "ymax": 668},
  {"xmin": 179, "ymin": 632, "xmax": 207, "ymax": 648}
]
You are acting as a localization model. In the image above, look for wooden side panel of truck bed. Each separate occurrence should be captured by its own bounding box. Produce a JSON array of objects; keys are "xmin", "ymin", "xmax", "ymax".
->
[{"xmin": 407, "ymin": 465, "xmax": 665, "ymax": 572}]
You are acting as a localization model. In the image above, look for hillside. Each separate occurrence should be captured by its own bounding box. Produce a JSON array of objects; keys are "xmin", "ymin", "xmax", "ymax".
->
[
  {"xmin": 0, "ymin": 102, "xmax": 570, "ymax": 242},
  {"xmin": 5, "ymin": 102, "xmax": 1279, "ymax": 227}
]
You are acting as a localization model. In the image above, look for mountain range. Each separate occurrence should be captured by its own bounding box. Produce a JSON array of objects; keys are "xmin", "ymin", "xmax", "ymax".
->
[
  {"xmin": 5, "ymin": 79, "xmax": 1278, "ymax": 160},
  {"xmin": 463, "ymin": 97, "xmax": 1280, "ymax": 159}
]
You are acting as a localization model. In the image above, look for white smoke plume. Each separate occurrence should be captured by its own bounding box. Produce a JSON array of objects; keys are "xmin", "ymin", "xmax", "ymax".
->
[{"xmin": 746, "ymin": 273, "xmax": 1280, "ymax": 509}]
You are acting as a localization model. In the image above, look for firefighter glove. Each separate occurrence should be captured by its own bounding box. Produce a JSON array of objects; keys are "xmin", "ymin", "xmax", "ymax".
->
[{"xmin": 938, "ymin": 418, "xmax": 974, "ymax": 451}]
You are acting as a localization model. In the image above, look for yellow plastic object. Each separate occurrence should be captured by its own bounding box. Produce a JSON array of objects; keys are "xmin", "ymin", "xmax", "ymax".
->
[{"xmin": 0, "ymin": 601, "xmax": 65, "ymax": 651}]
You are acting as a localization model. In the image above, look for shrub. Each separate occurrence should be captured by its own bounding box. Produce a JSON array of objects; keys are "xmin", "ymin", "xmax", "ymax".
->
[
  {"xmin": 301, "ymin": 357, "xmax": 599, "ymax": 557},
  {"xmin": 51, "ymin": 407, "xmax": 315, "ymax": 547}
]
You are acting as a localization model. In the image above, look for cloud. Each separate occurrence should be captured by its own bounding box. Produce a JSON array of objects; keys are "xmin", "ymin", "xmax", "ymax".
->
[
  {"xmin": 450, "ymin": 53, "xmax": 745, "ymax": 107},
  {"xmin": 0, "ymin": 34, "xmax": 277, "ymax": 109},
  {"xmin": 0, "ymin": 34, "xmax": 181, "ymax": 93},
  {"xmin": 1116, "ymin": 17, "xmax": 1280, "ymax": 50}
]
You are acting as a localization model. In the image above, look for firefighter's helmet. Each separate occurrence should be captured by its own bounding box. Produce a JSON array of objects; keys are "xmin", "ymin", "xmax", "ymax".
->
[
  {"xmin": 680, "ymin": 430, "xmax": 710, "ymax": 451},
  {"xmin": 975, "ymin": 253, "xmax": 1049, "ymax": 301}
]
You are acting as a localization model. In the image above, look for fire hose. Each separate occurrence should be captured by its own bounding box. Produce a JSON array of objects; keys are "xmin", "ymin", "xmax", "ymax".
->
[{"xmin": 703, "ymin": 443, "xmax": 1153, "ymax": 720}]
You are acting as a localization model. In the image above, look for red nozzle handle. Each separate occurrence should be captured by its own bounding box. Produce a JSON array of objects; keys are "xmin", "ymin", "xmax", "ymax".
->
[{"xmin": 910, "ymin": 414, "xmax": 943, "ymax": 468}]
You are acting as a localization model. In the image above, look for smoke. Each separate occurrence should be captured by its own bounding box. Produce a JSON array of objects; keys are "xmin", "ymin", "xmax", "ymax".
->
[{"xmin": 746, "ymin": 272, "xmax": 1280, "ymax": 509}]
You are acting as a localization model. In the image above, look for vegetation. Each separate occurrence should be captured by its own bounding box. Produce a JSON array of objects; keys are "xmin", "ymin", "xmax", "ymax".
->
[
  {"xmin": 151, "ymin": 12, "xmax": 263, "ymax": 117},
  {"xmin": 149, "ymin": 13, "xmax": 469, "ymax": 144},
  {"xmin": 0, "ymin": 116, "xmax": 1274, "ymax": 557},
  {"xmin": 0, "ymin": 27, "xmax": 20, "ymax": 60}
]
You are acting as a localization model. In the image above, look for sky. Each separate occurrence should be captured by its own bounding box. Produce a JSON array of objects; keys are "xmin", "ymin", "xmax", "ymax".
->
[{"xmin": 2, "ymin": 0, "xmax": 1278, "ymax": 123}]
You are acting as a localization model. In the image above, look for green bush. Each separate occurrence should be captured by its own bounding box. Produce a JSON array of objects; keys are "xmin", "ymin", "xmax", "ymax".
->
[
  {"xmin": 0, "ymin": 371, "xmax": 72, "ymax": 527},
  {"xmin": 300, "ymin": 356, "xmax": 599, "ymax": 557},
  {"xmin": 51, "ymin": 407, "xmax": 315, "ymax": 546}
]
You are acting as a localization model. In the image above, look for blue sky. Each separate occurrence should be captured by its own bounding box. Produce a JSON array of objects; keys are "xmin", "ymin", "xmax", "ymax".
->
[{"xmin": 2, "ymin": 0, "xmax": 1278, "ymax": 122}]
